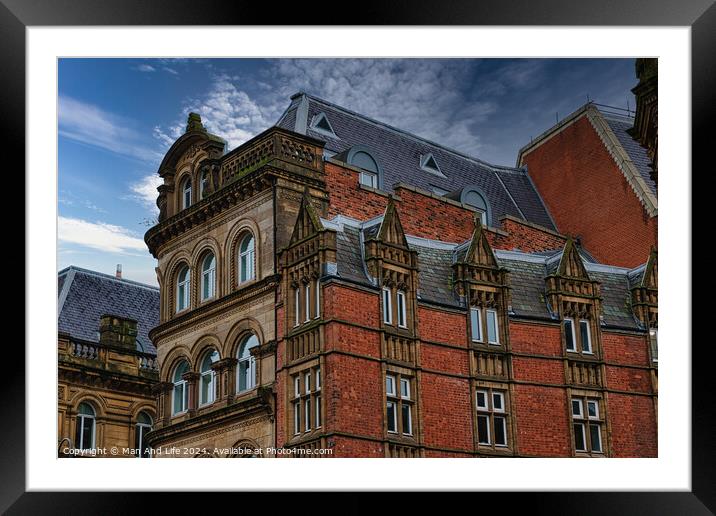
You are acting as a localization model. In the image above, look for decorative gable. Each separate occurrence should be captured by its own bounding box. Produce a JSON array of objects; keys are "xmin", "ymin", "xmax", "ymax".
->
[
  {"xmin": 464, "ymin": 218, "xmax": 498, "ymax": 268},
  {"xmin": 377, "ymin": 197, "xmax": 410, "ymax": 249},
  {"xmin": 557, "ymin": 238, "xmax": 590, "ymax": 280},
  {"xmin": 631, "ymin": 248, "xmax": 657, "ymax": 328},
  {"xmin": 289, "ymin": 190, "xmax": 325, "ymax": 246}
]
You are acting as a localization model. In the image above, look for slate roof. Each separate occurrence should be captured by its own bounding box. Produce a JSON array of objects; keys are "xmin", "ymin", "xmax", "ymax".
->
[
  {"xmin": 325, "ymin": 218, "xmax": 645, "ymax": 331},
  {"xmin": 57, "ymin": 266, "xmax": 160, "ymax": 355},
  {"xmin": 600, "ymin": 111, "xmax": 657, "ymax": 198},
  {"xmin": 276, "ymin": 93, "xmax": 556, "ymax": 231}
]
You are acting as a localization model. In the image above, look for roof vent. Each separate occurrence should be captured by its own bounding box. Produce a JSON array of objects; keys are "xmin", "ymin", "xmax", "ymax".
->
[
  {"xmin": 420, "ymin": 153, "xmax": 446, "ymax": 177},
  {"xmin": 310, "ymin": 112, "xmax": 338, "ymax": 138}
]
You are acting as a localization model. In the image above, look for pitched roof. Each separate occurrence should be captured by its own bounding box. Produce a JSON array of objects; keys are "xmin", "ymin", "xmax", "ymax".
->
[
  {"xmin": 276, "ymin": 93, "xmax": 556, "ymax": 231},
  {"xmin": 600, "ymin": 111, "xmax": 657, "ymax": 198},
  {"xmin": 57, "ymin": 266, "xmax": 160, "ymax": 354},
  {"xmin": 323, "ymin": 216, "xmax": 645, "ymax": 331}
]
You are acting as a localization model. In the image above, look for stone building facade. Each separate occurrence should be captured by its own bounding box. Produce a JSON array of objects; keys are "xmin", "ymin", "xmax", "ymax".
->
[
  {"xmin": 57, "ymin": 267, "xmax": 159, "ymax": 457},
  {"xmin": 142, "ymin": 91, "xmax": 657, "ymax": 458}
]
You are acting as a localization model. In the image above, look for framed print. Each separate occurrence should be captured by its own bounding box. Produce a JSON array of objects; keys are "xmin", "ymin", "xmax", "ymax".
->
[{"xmin": 7, "ymin": 0, "xmax": 712, "ymax": 512}]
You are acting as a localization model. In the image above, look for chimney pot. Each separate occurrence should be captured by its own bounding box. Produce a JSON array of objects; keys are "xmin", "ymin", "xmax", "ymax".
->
[{"xmin": 116, "ymin": 264, "xmax": 122, "ymax": 279}]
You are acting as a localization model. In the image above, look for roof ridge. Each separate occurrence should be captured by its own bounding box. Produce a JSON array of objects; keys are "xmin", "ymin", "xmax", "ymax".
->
[
  {"xmin": 60, "ymin": 265, "xmax": 159, "ymax": 291},
  {"xmin": 299, "ymin": 92, "xmax": 526, "ymax": 173}
]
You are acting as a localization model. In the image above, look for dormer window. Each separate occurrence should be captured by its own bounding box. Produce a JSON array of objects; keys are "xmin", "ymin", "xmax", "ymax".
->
[
  {"xmin": 420, "ymin": 153, "xmax": 446, "ymax": 177},
  {"xmin": 310, "ymin": 112, "xmax": 338, "ymax": 139},
  {"xmin": 460, "ymin": 187, "xmax": 491, "ymax": 226}
]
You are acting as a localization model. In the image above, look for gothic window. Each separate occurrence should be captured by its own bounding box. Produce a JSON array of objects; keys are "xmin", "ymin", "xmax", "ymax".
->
[
  {"xmin": 572, "ymin": 397, "xmax": 604, "ymax": 455},
  {"xmin": 200, "ymin": 252, "xmax": 216, "ymax": 301},
  {"xmin": 176, "ymin": 265, "xmax": 190, "ymax": 313},
  {"xmin": 292, "ymin": 365, "xmax": 322, "ymax": 436},
  {"xmin": 475, "ymin": 387, "xmax": 510, "ymax": 449},
  {"xmin": 135, "ymin": 412, "xmax": 152, "ymax": 458},
  {"xmin": 181, "ymin": 177, "xmax": 192, "ymax": 209},
  {"xmin": 238, "ymin": 233, "xmax": 256, "ymax": 284},
  {"xmin": 237, "ymin": 334, "xmax": 259, "ymax": 393},
  {"xmin": 199, "ymin": 349, "xmax": 219, "ymax": 406},
  {"xmin": 172, "ymin": 360, "xmax": 189, "ymax": 415},
  {"xmin": 386, "ymin": 373, "xmax": 414, "ymax": 437},
  {"xmin": 75, "ymin": 402, "xmax": 96, "ymax": 450},
  {"xmin": 564, "ymin": 317, "xmax": 593, "ymax": 355}
]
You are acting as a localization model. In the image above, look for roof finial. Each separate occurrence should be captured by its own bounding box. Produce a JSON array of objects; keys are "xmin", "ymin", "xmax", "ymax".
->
[{"xmin": 186, "ymin": 112, "xmax": 205, "ymax": 133}]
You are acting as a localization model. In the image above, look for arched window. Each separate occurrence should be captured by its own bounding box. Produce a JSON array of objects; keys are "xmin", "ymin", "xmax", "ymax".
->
[
  {"xmin": 237, "ymin": 334, "xmax": 259, "ymax": 393},
  {"xmin": 199, "ymin": 349, "xmax": 219, "ymax": 406},
  {"xmin": 200, "ymin": 170, "xmax": 210, "ymax": 200},
  {"xmin": 75, "ymin": 402, "xmax": 96, "ymax": 450},
  {"xmin": 348, "ymin": 147, "xmax": 381, "ymax": 189},
  {"xmin": 172, "ymin": 360, "xmax": 189, "ymax": 415},
  {"xmin": 135, "ymin": 412, "xmax": 152, "ymax": 458},
  {"xmin": 201, "ymin": 253, "xmax": 216, "ymax": 301},
  {"xmin": 176, "ymin": 265, "xmax": 190, "ymax": 312},
  {"xmin": 238, "ymin": 234, "xmax": 255, "ymax": 284},
  {"xmin": 460, "ymin": 187, "xmax": 491, "ymax": 226},
  {"xmin": 181, "ymin": 177, "xmax": 192, "ymax": 209}
]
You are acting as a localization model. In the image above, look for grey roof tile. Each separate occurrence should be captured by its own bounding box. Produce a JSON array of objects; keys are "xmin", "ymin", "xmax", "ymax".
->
[
  {"xmin": 57, "ymin": 267, "xmax": 160, "ymax": 354},
  {"xmin": 276, "ymin": 94, "xmax": 556, "ymax": 231},
  {"xmin": 602, "ymin": 114, "xmax": 657, "ymax": 197}
]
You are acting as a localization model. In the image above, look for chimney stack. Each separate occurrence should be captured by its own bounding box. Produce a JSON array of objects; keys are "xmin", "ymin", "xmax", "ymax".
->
[
  {"xmin": 116, "ymin": 264, "xmax": 122, "ymax": 279},
  {"xmin": 99, "ymin": 314, "xmax": 138, "ymax": 349}
]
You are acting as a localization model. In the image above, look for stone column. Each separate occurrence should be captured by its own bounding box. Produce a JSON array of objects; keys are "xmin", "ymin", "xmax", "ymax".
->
[
  {"xmin": 182, "ymin": 372, "xmax": 200, "ymax": 416},
  {"xmin": 212, "ymin": 357, "xmax": 238, "ymax": 405}
]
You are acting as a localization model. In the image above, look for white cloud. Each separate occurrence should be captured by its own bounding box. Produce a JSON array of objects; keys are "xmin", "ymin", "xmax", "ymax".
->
[
  {"xmin": 135, "ymin": 64, "xmax": 156, "ymax": 72},
  {"xmin": 59, "ymin": 96, "xmax": 163, "ymax": 163},
  {"xmin": 58, "ymin": 216, "xmax": 148, "ymax": 254},
  {"xmin": 128, "ymin": 174, "xmax": 163, "ymax": 215},
  {"xmin": 162, "ymin": 66, "xmax": 179, "ymax": 75}
]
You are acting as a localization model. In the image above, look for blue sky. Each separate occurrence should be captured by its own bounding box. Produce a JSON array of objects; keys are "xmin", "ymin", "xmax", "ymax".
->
[{"xmin": 58, "ymin": 58, "xmax": 639, "ymax": 286}]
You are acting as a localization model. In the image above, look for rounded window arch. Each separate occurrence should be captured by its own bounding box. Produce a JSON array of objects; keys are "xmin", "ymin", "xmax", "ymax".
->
[
  {"xmin": 346, "ymin": 145, "xmax": 382, "ymax": 189},
  {"xmin": 199, "ymin": 349, "xmax": 219, "ymax": 406},
  {"xmin": 200, "ymin": 252, "xmax": 216, "ymax": 301},
  {"xmin": 181, "ymin": 176, "xmax": 192, "ymax": 209},
  {"xmin": 75, "ymin": 402, "xmax": 96, "ymax": 450},
  {"xmin": 176, "ymin": 264, "xmax": 191, "ymax": 312},
  {"xmin": 135, "ymin": 411, "xmax": 153, "ymax": 458},
  {"xmin": 459, "ymin": 186, "xmax": 492, "ymax": 226},
  {"xmin": 236, "ymin": 334, "xmax": 259, "ymax": 393},
  {"xmin": 172, "ymin": 360, "xmax": 190, "ymax": 415},
  {"xmin": 238, "ymin": 233, "xmax": 256, "ymax": 285}
]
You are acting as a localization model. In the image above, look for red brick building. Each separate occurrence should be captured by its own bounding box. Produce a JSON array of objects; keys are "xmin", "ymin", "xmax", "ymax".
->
[
  {"xmin": 517, "ymin": 102, "xmax": 657, "ymax": 268},
  {"xmin": 142, "ymin": 92, "xmax": 657, "ymax": 458}
]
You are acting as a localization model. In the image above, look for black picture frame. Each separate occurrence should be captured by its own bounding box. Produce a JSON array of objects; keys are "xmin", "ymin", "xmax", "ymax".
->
[{"xmin": 7, "ymin": 0, "xmax": 711, "ymax": 513}]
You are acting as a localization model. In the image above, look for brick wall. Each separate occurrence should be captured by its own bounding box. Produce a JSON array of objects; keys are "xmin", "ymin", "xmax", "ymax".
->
[
  {"xmin": 325, "ymin": 161, "xmax": 568, "ymax": 254},
  {"xmin": 521, "ymin": 115, "xmax": 657, "ymax": 267}
]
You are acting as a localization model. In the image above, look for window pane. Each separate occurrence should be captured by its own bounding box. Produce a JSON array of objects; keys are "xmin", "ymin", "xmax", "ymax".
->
[
  {"xmin": 316, "ymin": 368, "xmax": 321, "ymax": 390},
  {"xmin": 574, "ymin": 423, "xmax": 586, "ymax": 451},
  {"xmin": 564, "ymin": 320, "xmax": 575, "ymax": 350},
  {"xmin": 82, "ymin": 416, "xmax": 94, "ymax": 449},
  {"xmin": 587, "ymin": 401, "xmax": 598, "ymax": 419},
  {"xmin": 589, "ymin": 424, "xmax": 602, "ymax": 452},
  {"xmin": 316, "ymin": 395, "xmax": 322, "ymax": 428},
  {"xmin": 650, "ymin": 329, "xmax": 658, "ymax": 362},
  {"xmin": 487, "ymin": 310, "xmax": 499, "ymax": 344},
  {"xmin": 477, "ymin": 415, "xmax": 490, "ymax": 444},
  {"xmin": 383, "ymin": 288, "xmax": 392, "ymax": 324},
  {"xmin": 580, "ymin": 320, "xmax": 591, "ymax": 352},
  {"xmin": 494, "ymin": 416, "xmax": 507, "ymax": 446},
  {"xmin": 305, "ymin": 398, "xmax": 311, "ymax": 431},
  {"xmin": 492, "ymin": 392, "xmax": 504, "ymax": 411},
  {"xmin": 294, "ymin": 376, "xmax": 300, "ymax": 398},
  {"xmin": 400, "ymin": 378, "xmax": 410, "ymax": 399},
  {"xmin": 386, "ymin": 376, "xmax": 395, "ymax": 396},
  {"xmin": 397, "ymin": 292, "xmax": 406, "ymax": 327},
  {"xmin": 173, "ymin": 384, "xmax": 184, "ymax": 414},
  {"xmin": 304, "ymin": 372, "xmax": 311, "ymax": 394},
  {"xmin": 200, "ymin": 373, "xmax": 213, "ymax": 404},
  {"xmin": 294, "ymin": 402, "xmax": 300, "ymax": 435},
  {"xmin": 387, "ymin": 402, "xmax": 397, "ymax": 433},
  {"xmin": 402, "ymin": 404, "xmax": 412, "ymax": 435},
  {"xmin": 572, "ymin": 399, "xmax": 582, "ymax": 417},
  {"xmin": 476, "ymin": 391, "xmax": 487, "ymax": 409},
  {"xmin": 470, "ymin": 308, "xmax": 482, "ymax": 341}
]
